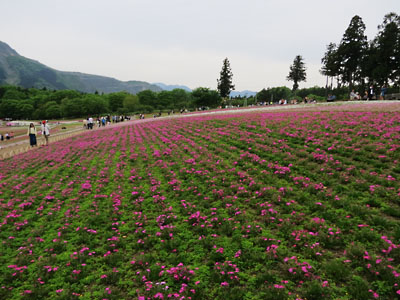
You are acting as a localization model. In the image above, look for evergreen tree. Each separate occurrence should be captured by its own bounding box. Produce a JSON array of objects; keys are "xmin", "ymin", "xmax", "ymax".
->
[
  {"xmin": 337, "ymin": 15, "xmax": 368, "ymax": 88},
  {"xmin": 321, "ymin": 43, "xmax": 341, "ymax": 88},
  {"xmin": 287, "ymin": 55, "xmax": 307, "ymax": 92},
  {"xmin": 370, "ymin": 12, "xmax": 400, "ymax": 85},
  {"xmin": 217, "ymin": 58, "xmax": 235, "ymax": 98}
]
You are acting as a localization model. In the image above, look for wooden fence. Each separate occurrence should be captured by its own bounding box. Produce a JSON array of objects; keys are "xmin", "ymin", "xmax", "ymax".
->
[{"xmin": 0, "ymin": 129, "xmax": 83, "ymax": 160}]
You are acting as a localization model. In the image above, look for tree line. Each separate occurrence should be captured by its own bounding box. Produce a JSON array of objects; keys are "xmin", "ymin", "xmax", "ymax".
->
[
  {"xmin": 1, "ymin": 12, "xmax": 399, "ymax": 120},
  {"xmin": 321, "ymin": 12, "xmax": 400, "ymax": 91},
  {"xmin": 0, "ymin": 85, "xmax": 226, "ymax": 120},
  {"xmin": 1, "ymin": 83, "xmax": 358, "ymax": 120}
]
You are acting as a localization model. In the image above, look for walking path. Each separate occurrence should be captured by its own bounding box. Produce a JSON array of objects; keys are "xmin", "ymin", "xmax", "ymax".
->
[{"xmin": 0, "ymin": 127, "xmax": 85, "ymax": 160}]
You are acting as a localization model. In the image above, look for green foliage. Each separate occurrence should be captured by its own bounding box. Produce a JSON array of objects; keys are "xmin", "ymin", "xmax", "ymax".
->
[
  {"xmin": 287, "ymin": 55, "xmax": 307, "ymax": 92},
  {"xmin": 337, "ymin": 15, "xmax": 368, "ymax": 88},
  {"xmin": 348, "ymin": 276, "xmax": 371, "ymax": 299},
  {"xmin": 137, "ymin": 90, "xmax": 158, "ymax": 108},
  {"xmin": 322, "ymin": 12, "xmax": 400, "ymax": 88},
  {"xmin": 369, "ymin": 13, "xmax": 400, "ymax": 85},
  {"xmin": 217, "ymin": 57, "xmax": 235, "ymax": 98},
  {"xmin": 107, "ymin": 92, "xmax": 127, "ymax": 112},
  {"xmin": 323, "ymin": 259, "xmax": 351, "ymax": 282},
  {"xmin": 256, "ymin": 86, "xmax": 292, "ymax": 103},
  {"xmin": 192, "ymin": 87, "xmax": 221, "ymax": 108},
  {"xmin": 61, "ymin": 98, "xmax": 86, "ymax": 118},
  {"xmin": 123, "ymin": 94, "xmax": 139, "ymax": 112}
]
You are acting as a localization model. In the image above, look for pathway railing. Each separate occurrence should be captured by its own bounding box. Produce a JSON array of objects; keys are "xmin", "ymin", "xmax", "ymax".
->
[{"xmin": 0, "ymin": 128, "xmax": 83, "ymax": 160}]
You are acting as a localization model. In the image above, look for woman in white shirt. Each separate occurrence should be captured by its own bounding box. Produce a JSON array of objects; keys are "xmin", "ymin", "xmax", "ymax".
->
[{"xmin": 41, "ymin": 121, "xmax": 50, "ymax": 146}]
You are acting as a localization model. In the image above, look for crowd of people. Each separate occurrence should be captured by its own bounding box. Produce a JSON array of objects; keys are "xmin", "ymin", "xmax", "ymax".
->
[
  {"xmin": 0, "ymin": 131, "xmax": 14, "ymax": 141},
  {"xmin": 349, "ymin": 85, "xmax": 388, "ymax": 101},
  {"xmin": 82, "ymin": 115, "xmax": 131, "ymax": 129}
]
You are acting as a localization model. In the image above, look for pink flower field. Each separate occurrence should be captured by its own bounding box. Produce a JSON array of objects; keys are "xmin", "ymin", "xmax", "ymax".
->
[{"xmin": 1, "ymin": 102, "xmax": 400, "ymax": 299}]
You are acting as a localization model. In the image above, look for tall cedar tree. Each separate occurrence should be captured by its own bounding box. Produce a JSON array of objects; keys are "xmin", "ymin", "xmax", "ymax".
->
[
  {"xmin": 369, "ymin": 12, "xmax": 400, "ymax": 85},
  {"xmin": 321, "ymin": 13, "xmax": 400, "ymax": 88},
  {"xmin": 287, "ymin": 55, "xmax": 307, "ymax": 92},
  {"xmin": 321, "ymin": 43, "xmax": 341, "ymax": 88},
  {"xmin": 217, "ymin": 58, "xmax": 235, "ymax": 98},
  {"xmin": 337, "ymin": 15, "xmax": 368, "ymax": 88}
]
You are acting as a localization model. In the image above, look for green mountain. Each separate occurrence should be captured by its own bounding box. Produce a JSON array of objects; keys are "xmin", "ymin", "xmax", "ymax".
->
[{"xmin": 0, "ymin": 41, "xmax": 162, "ymax": 94}]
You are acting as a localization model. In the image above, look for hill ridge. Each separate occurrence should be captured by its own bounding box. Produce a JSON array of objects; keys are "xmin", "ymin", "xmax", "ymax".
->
[{"xmin": 0, "ymin": 41, "xmax": 161, "ymax": 94}]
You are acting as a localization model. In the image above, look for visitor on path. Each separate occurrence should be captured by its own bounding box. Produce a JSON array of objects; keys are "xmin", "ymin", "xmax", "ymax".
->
[
  {"xmin": 88, "ymin": 117, "xmax": 94, "ymax": 129},
  {"xmin": 368, "ymin": 85, "xmax": 375, "ymax": 100},
  {"xmin": 27, "ymin": 123, "xmax": 38, "ymax": 147},
  {"xmin": 350, "ymin": 90, "xmax": 360, "ymax": 100},
  {"xmin": 41, "ymin": 120, "xmax": 50, "ymax": 146},
  {"xmin": 327, "ymin": 94, "xmax": 336, "ymax": 102},
  {"xmin": 380, "ymin": 85, "xmax": 387, "ymax": 100}
]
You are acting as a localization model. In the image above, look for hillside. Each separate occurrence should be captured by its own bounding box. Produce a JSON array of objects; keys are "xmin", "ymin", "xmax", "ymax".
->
[
  {"xmin": 0, "ymin": 41, "xmax": 161, "ymax": 94},
  {"xmin": 153, "ymin": 82, "xmax": 192, "ymax": 92}
]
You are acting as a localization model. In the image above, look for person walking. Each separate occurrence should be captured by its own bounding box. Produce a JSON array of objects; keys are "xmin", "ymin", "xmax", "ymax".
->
[
  {"xmin": 41, "ymin": 120, "xmax": 50, "ymax": 146},
  {"xmin": 368, "ymin": 85, "xmax": 375, "ymax": 100},
  {"xmin": 380, "ymin": 85, "xmax": 387, "ymax": 100},
  {"xmin": 27, "ymin": 123, "xmax": 38, "ymax": 147}
]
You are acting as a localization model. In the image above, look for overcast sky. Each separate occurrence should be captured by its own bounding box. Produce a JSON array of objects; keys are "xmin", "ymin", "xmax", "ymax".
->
[{"xmin": 1, "ymin": 0, "xmax": 399, "ymax": 91}]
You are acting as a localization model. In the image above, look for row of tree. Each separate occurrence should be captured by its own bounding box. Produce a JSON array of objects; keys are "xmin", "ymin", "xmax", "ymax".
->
[
  {"xmin": 0, "ymin": 85, "xmax": 226, "ymax": 119},
  {"xmin": 2, "ymin": 82, "xmax": 370, "ymax": 120},
  {"xmin": 0, "ymin": 56, "xmax": 238, "ymax": 120},
  {"xmin": 1, "ymin": 12, "xmax": 399, "ymax": 120},
  {"xmin": 321, "ymin": 12, "xmax": 400, "ymax": 90}
]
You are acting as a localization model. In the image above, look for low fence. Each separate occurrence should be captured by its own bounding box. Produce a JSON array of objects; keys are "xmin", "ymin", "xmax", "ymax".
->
[
  {"xmin": 385, "ymin": 93, "xmax": 400, "ymax": 100},
  {"xmin": 0, "ymin": 128, "xmax": 83, "ymax": 160}
]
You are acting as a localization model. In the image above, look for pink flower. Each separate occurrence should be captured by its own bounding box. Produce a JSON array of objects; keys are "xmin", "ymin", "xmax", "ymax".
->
[{"xmin": 221, "ymin": 282, "xmax": 229, "ymax": 286}]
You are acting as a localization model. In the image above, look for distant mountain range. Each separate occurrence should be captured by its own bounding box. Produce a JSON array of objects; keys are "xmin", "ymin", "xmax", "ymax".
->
[
  {"xmin": 153, "ymin": 82, "xmax": 257, "ymax": 97},
  {"xmin": 153, "ymin": 82, "xmax": 192, "ymax": 92},
  {"xmin": 0, "ymin": 41, "xmax": 161, "ymax": 94},
  {"xmin": 230, "ymin": 90, "xmax": 257, "ymax": 97},
  {"xmin": 0, "ymin": 41, "xmax": 257, "ymax": 96}
]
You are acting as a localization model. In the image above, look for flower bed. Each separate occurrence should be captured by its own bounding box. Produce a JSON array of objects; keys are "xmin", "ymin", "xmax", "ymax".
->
[{"xmin": 0, "ymin": 103, "xmax": 399, "ymax": 299}]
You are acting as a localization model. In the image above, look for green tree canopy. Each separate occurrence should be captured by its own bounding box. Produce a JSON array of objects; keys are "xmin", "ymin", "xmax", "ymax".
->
[
  {"xmin": 83, "ymin": 94, "xmax": 108, "ymax": 115},
  {"xmin": 256, "ymin": 87, "xmax": 292, "ymax": 103},
  {"xmin": 287, "ymin": 55, "xmax": 307, "ymax": 92},
  {"xmin": 369, "ymin": 12, "xmax": 400, "ymax": 85},
  {"xmin": 337, "ymin": 15, "xmax": 368, "ymax": 88},
  {"xmin": 107, "ymin": 92, "xmax": 127, "ymax": 112},
  {"xmin": 137, "ymin": 90, "xmax": 158, "ymax": 108},
  {"xmin": 321, "ymin": 43, "xmax": 341, "ymax": 88},
  {"xmin": 192, "ymin": 87, "xmax": 221, "ymax": 108},
  {"xmin": 123, "ymin": 94, "xmax": 140, "ymax": 112},
  {"xmin": 217, "ymin": 58, "xmax": 235, "ymax": 98},
  {"xmin": 169, "ymin": 89, "xmax": 192, "ymax": 109}
]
